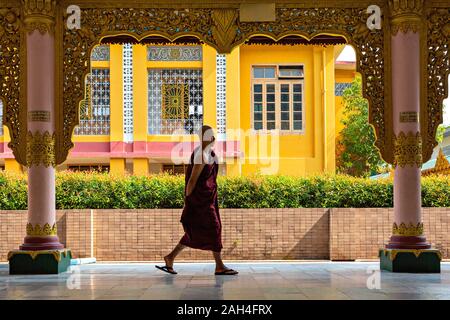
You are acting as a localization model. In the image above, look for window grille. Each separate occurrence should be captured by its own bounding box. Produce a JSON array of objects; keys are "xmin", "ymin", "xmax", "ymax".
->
[
  {"xmin": 216, "ymin": 54, "xmax": 226, "ymax": 140},
  {"xmin": 335, "ymin": 82, "xmax": 352, "ymax": 96},
  {"xmin": 123, "ymin": 43, "xmax": 134, "ymax": 142},
  {"xmin": 148, "ymin": 69, "xmax": 203, "ymax": 135},
  {"xmin": 75, "ymin": 69, "xmax": 111, "ymax": 135}
]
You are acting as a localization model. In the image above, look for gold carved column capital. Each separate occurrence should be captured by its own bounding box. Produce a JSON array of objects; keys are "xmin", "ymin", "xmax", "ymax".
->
[
  {"xmin": 392, "ymin": 222, "xmax": 424, "ymax": 236},
  {"xmin": 393, "ymin": 131, "xmax": 423, "ymax": 168},
  {"xmin": 22, "ymin": 0, "xmax": 56, "ymax": 35},
  {"xmin": 26, "ymin": 130, "xmax": 56, "ymax": 168},
  {"xmin": 388, "ymin": 0, "xmax": 424, "ymax": 35},
  {"xmin": 211, "ymin": 9, "xmax": 238, "ymax": 53}
]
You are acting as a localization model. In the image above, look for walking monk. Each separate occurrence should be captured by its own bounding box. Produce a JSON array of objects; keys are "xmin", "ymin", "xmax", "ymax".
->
[{"xmin": 156, "ymin": 125, "xmax": 238, "ymax": 275}]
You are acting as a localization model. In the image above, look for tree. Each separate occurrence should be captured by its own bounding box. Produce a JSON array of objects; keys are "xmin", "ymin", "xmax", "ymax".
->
[
  {"xmin": 336, "ymin": 76, "xmax": 387, "ymax": 177},
  {"xmin": 436, "ymin": 103, "xmax": 449, "ymax": 144}
]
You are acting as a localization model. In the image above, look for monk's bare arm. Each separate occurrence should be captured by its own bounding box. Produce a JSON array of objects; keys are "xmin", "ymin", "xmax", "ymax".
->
[{"xmin": 185, "ymin": 164, "xmax": 205, "ymax": 197}]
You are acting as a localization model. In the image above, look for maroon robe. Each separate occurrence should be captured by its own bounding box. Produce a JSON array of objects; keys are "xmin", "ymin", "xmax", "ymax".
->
[{"xmin": 180, "ymin": 147, "xmax": 223, "ymax": 252}]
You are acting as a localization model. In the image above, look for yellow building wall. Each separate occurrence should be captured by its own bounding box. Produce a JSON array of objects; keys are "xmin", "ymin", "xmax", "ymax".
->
[
  {"xmin": 225, "ymin": 46, "xmax": 242, "ymax": 176},
  {"xmin": 50, "ymin": 43, "xmax": 356, "ymax": 177},
  {"xmin": 238, "ymin": 44, "xmax": 336, "ymax": 176},
  {"xmin": 334, "ymin": 69, "xmax": 357, "ymax": 136}
]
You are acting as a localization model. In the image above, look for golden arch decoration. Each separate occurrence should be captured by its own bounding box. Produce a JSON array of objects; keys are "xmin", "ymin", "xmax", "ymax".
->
[
  {"xmin": 54, "ymin": 3, "xmax": 393, "ymax": 165},
  {"xmin": 0, "ymin": 4, "xmax": 27, "ymax": 165}
]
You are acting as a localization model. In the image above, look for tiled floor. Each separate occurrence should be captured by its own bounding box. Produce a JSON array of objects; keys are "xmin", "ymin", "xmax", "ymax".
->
[{"xmin": 0, "ymin": 262, "xmax": 449, "ymax": 300}]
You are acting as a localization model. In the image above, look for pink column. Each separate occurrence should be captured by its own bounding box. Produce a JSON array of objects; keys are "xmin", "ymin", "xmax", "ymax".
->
[
  {"xmin": 19, "ymin": 30, "xmax": 63, "ymax": 251},
  {"xmin": 386, "ymin": 30, "xmax": 430, "ymax": 249}
]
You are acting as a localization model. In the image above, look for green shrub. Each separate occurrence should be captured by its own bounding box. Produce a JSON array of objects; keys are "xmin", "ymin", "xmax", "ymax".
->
[{"xmin": 0, "ymin": 171, "xmax": 448, "ymax": 209}]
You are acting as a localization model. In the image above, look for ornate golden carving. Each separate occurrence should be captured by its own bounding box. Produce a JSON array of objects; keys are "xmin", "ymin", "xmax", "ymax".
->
[
  {"xmin": 56, "ymin": 5, "xmax": 391, "ymax": 165},
  {"xmin": 393, "ymin": 131, "xmax": 422, "ymax": 167},
  {"xmin": 22, "ymin": 0, "xmax": 56, "ymax": 34},
  {"xmin": 0, "ymin": 6, "xmax": 27, "ymax": 166},
  {"xmin": 211, "ymin": 9, "xmax": 238, "ymax": 54},
  {"xmin": 422, "ymin": 148, "xmax": 450, "ymax": 176},
  {"xmin": 380, "ymin": 248, "xmax": 442, "ymax": 261},
  {"xmin": 26, "ymin": 130, "xmax": 56, "ymax": 167},
  {"xmin": 7, "ymin": 249, "xmax": 70, "ymax": 262},
  {"xmin": 392, "ymin": 222, "xmax": 424, "ymax": 236},
  {"xmin": 422, "ymin": 7, "xmax": 450, "ymax": 163},
  {"xmin": 388, "ymin": 0, "xmax": 424, "ymax": 35},
  {"xmin": 161, "ymin": 84, "xmax": 189, "ymax": 120},
  {"xmin": 26, "ymin": 222, "xmax": 57, "ymax": 236}
]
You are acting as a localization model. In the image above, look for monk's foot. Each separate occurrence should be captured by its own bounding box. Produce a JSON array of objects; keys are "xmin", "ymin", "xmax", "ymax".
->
[
  {"xmin": 215, "ymin": 267, "xmax": 238, "ymax": 275},
  {"xmin": 164, "ymin": 255, "xmax": 174, "ymax": 269}
]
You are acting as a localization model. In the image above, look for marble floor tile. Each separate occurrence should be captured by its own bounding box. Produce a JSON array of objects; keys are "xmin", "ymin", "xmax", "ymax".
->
[{"xmin": 0, "ymin": 262, "xmax": 449, "ymax": 300}]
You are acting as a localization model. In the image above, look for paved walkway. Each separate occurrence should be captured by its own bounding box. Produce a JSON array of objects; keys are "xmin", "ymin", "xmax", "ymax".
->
[{"xmin": 1, "ymin": 262, "xmax": 450, "ymax": 300}]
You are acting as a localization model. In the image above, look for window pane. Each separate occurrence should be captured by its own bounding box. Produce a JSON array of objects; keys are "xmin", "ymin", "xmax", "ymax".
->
[
  {"xmin": 267, "ymin": 103, "xmax": 275, "ymax": 112},
  {"xmin": 281, "ymin": 112, "xmax": 289, "ymax": 121},
  {"xmin": 293, "ymin": 103, "xmax": 302, "ymax": 112},
  {"xmin": 293, "ymin": 112, "xmax": 302, "ymax": 121},
  {"xmin": 293, "ymin": 84, "xmax": 302, "ymax": 92},
  {"xmin": 281, "ymin": 84, "xmax": 290, "ymax": 92},
  {"xmin": 281, "ymin": 122, "xmax": 290, "ymax": 130},
  {"xmin": 281, "ymin": 103, "xmax": 289, "ymax": 112},
  {"xmin": 267, "ymin": 122, "xmax": 276, "ymax": 130},
  {"xmin": 267, "ymin": 94, "xmax": 275, "ymax": 103},
  {"xmin": 253, "ymin": 68, "xmax": 265, "ymax": 78},
  {"xmin": 293, "ymin": 94, "xmax": 302, "ymax": 101},
  {"xmin": 254, "ymin": 94, "xmax": 262, "ymax": 102},
  {"xmin": 266, "ymin": 84, "xmax": 275, "ymax": 92},
  {"xmin": 254, "ymin": 84, "xmax": 263, "ymax": 92},
  {"xmin": 254, "ymin": 103, "xmax": 263, "ymax": 112},
  {"xmin": 264, "ymin": 67, "xmax": 276, "ymax": 78},
  {"xmin": 279, "ymin": 67, "xmax": 303, "ymax": 77},
  {"xmin": 254, "ymin": 112, "xmax": 262, "ymax": 121},
  {"xmin": 254, "ymin": 122, "xmax": 263, "ymax": 130},
  {"xmin": 267, "ymin": 113, "xmax": 275, "ymax": 121},
  {"xmin": 281, "ymin": 94, "xmax": 290, "ymax": 102},
  {"xmin": 293, "ymin": 121, "xmax": 302, "ymax": 130}
]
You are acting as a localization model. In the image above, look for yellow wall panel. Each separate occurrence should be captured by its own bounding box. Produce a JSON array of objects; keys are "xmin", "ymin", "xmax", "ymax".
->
[
  {"xmin": 110, "ymin": 158, "xmax": 125, "ymax": 175},
  {"xmin": 110, "ymin": 44, "xmax": 124, "ymax": 142},
  {"xmin": 133, "ymin": 44, "xmax": 149, "ymax": 142},
  {"xmin": 133, "ymin": 158, "xmax": 149, "ymax": 176},
  {"xmin": 202, "ymin": 44, "xmax": 217, "ymax": 131}
]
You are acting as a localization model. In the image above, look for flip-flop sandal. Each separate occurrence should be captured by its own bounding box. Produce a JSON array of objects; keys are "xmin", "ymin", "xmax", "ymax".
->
[
  {"xmin": 215, "ymin": 269, "xmax": 238, "ymax": 275},
  {"xmin": 155, "ymin": 265, "xmax": 178, "ymax": 275}
]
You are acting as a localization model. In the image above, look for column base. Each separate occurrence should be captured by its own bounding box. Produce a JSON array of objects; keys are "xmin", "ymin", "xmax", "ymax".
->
[
  {"xmin": 386, "ymin": 235, "xmax": 431, "ymax": 249},
  {"xmin": 379, "ymin": 248, "xmax": 441, "ymax": 273},
  {"xmin": 7, "ymin": 249, "xmax": 72, "ymax": 275},
  {"xmin": 19, "ymin": 236, "xmax": 64, "ymax": 251}
]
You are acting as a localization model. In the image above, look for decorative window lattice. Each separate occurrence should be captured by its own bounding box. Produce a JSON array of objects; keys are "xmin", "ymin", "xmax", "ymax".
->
[
  {"xmin": 335, "ymin": 82, "xmax": 352, "ymax": 96},
  {"xmin": 91, "ymin": 45, "xmax": 110, "ymax": 61},
  {"xmin": 216, "ymin": 54, "xmax": 226, "ymax": 140},
  {"xmin": 148, "ymin": 69, "xmax": 203, "ymax": 135},
  {"xmin": 75, "ymin": 69, "xmax": 110, "ymax": 135},
  {"xmin": 147, "ymin": 46, "xmax": 202, "ymax": 61},
  {"xmin": 0, "ymin": 99, "xmax": 3, "ymax": 136},
  {"xmin": 123, "ymin": 43, "xmax": 134, "ymax": 142}
]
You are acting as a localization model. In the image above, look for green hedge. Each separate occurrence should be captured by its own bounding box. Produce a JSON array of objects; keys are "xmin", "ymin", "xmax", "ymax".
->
[{"xmin": 0, "ymin": 171, "xmax": 449, "ymax": 209}]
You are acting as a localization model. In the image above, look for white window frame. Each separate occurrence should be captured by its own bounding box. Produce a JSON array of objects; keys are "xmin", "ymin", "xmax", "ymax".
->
[{"xmin": 251, "ymin": 64, "xmax": 305, "ymax": 135}]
